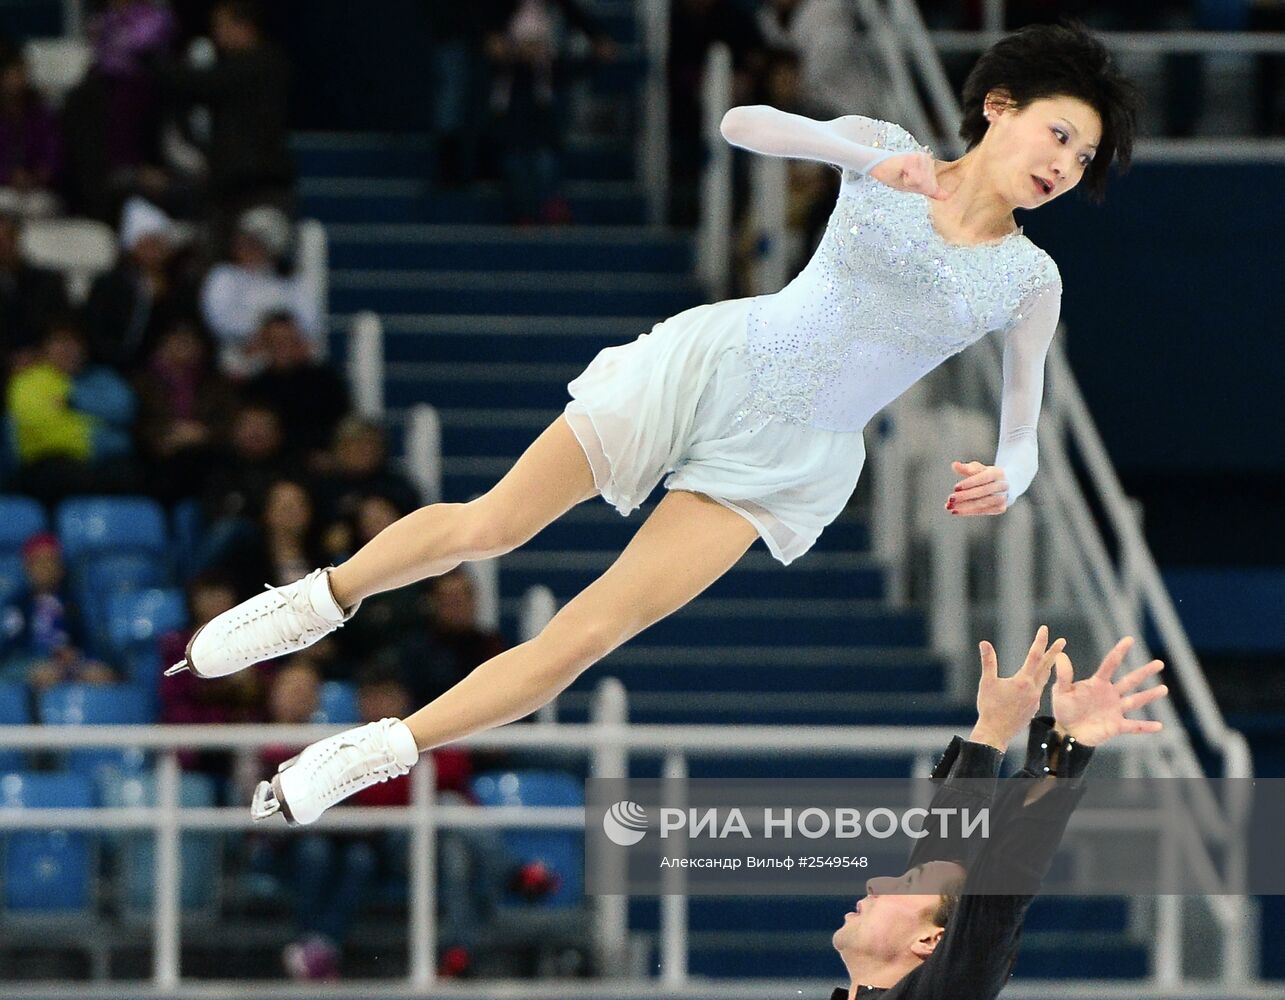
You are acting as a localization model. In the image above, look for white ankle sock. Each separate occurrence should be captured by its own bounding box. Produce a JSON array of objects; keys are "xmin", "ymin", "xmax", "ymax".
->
[
  {"xmin": 307, "ymin": 569, "xmax": 346, "ymax": 623},
  {"xmin": 386, "ymin": 719, "xmax": 421, "ymax": 767}
]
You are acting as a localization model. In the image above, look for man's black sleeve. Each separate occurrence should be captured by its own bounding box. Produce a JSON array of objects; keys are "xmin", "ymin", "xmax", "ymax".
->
[
  {"xmin": 882, "ymin": 726, "xmax": 1095, "ymax": 1000},
  {"xmin": 905, "ymin": 736, "xmax": 1003, "ymax": 869}
]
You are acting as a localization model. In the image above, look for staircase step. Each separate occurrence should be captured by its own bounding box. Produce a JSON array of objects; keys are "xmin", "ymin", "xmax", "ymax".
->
[
  {"xmin": 556, "ymin": 691, "xmax": 969, "ymax": 727},
  {"xmin": 387, "ymin": 362, "xmax": 579, "ymax": 410},
  {"xmin": 499, "ymin": 550, "xmax": 886, "ymax": 601},
  {"xmin": 573, "ymin": 646, "xmax": 941, "ymax": 694},
  {"xmin": 301, "ymin": 179, "xmax": 648, "ymax": 224},
  {"xmin": 330, "ymin": 269, "xmax": 702, "ymax": 316},
  {"xmin": 326, "ymin": 226, "xmax": 693, "ymax": 273},
  {"xmin": 292, "ymin": 134, "xmax": 635, "ymax": 182}
]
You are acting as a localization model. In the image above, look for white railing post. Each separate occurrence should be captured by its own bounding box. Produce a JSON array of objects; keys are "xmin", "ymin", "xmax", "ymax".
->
[
  {"xmin": 153, "ymin": 751, "xmax": 181, "ymax": 991},
  {"xmin": 697, "ymin": 44, "xmax": 733, "ymax": 300},
  {"xmin": 638, "ymin": 0, "xmax": 671, "ymax": 225},
  {"xmin": 63, "ymin": 0, "xmax": 85, "ymax": 35},
  {"xmin": 750, "ymin": 155, "xmax": 789, "ymax": 295},
  {"xmin": 406, "ymin": 403, "xmax": 443, "ymax": 505},
  {"xmin": 997, "ymin": 500, "xmax": 1035, "ymax": 671},
  {"xmin": 872, "ymin": 402, "xmax": 909, "ymax": 606},
  {"xmin": 982, "ymin": 0, "xmax": 1006, "ymax": 32},
  {"xmin": 296, "ymin": 219, "xmax": 330, "ymax": 360},
  {"xmin": 408, "ymin": 753, "xmax": 437, "ymax": 990},
  {"xmin": 660, "ymin": 751, "xmax": 689, "ymax": 987},
  {"xmin": 524, "ymin": 586, "xmax": 561, "ymax": 723},
  {"xmin": 466, "ymin": 558, "xmax": 500, "ymax": 632},
  {"xmin": 590, "ymin": 679, "xmax": 629, "ymax": 977},
  {"xmin": 347, "ymin": 311, "xmax": 384, "ymax": 419}
]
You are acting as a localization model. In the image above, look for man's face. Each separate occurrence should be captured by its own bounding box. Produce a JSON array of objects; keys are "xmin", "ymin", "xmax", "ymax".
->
[{"xmin": 831, "ymin": 861, "xmax": 965, "ymax": 966}]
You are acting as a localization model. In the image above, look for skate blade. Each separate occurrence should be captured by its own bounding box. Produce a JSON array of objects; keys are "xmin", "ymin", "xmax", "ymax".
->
[
  {"xmin": 164, "ymin": 625, "xmax": 208, "ymax": 679},
  {"xmin": 251, "ymin": 775, "xmax": 298, "ymax": 826},
  {"xmin": 163, "ymin": 660, "xmax": 190, "ymax": 676}
]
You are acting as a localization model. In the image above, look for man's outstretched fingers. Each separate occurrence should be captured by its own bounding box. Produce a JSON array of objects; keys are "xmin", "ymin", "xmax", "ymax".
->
[
  {"xmin": 979, "ymin": 640, "xmax": 1000, "ymax": 679},
  {"xmin": 1094, "ymin": 636, "xmax": 1134, "ymax": 679},
  {"xmin": 1115, "ymin": 659, "xmax": 1164, "ymax": 693},
  {"xmin": 1120, "ymin": 685, "xmax": 1168, "ymax": 713},
  {"xmin": 1125, "ymin": 718, "xmax": 1165, "ymax": 735},
  {"xmin": 1054, "ymin": 651, "xmax": 1074, "ymax": 692}
]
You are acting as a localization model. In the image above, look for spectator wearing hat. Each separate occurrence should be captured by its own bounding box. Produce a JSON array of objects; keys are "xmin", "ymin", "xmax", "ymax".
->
[
  {"xmin": 6, "ymin": 317, "xmax": 138, "ymax": 501},
  {"xmin": 0, "ymin": 532, "xmax": 115, "ymax": 691},
  {"xmin": 200, "ymin": 205, "xmax": 323, "ymax": 370},
  {"xmin": 83, "ymin": 196, "xmax": 201, "ymax": 372},
  {"xmin": 161, "ymin": 0, "xmax": 294, "ymax": 248},
  {"xmin": 0, "ymin": 210, "xmax": 68, "ymax": 367},
  {"xmin": 0, "ymin": 45, "xmax": 64, "ymax": 218}
]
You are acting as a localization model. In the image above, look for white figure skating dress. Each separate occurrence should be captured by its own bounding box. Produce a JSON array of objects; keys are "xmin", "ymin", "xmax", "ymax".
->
[{"xmin": 564, "ymin": 112, "xmax": 1061, "ymax": 564}]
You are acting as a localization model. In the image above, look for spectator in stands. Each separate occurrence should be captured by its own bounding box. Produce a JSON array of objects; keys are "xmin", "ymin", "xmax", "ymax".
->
[
  {"xmin": 426, "ymin": 6, "xmax": 489, "ymax": 187},
  {"xmin": 755, "ymin": 0, "xmax": 893, "ymax": 120},
  {"xmin": 0, "ymin": 532, "xmax": 114, "ymax": 691},
  {"xmin": 83, "ymin": 196, "xmax": 200, "ymax": 372},
  {"xmin": 196, "ymin": 401, "xmax": 290, "ymax": 558},
  {"xmin": 0, "ymin": 209, "xmax": 68, "ymax": 363},
  {"xmin": 667, "ymin": 0, "xmax": 767, "ymax": 224},
  {"xmin": 483, "ymin": 0, "xmax": 618, "ymax": 224},
  {"xmin": 217, "ymin": 477, "xmax": 327, "ymax": 598},
  {"xmin": 161, "ymin": 0, "xmax": 294, "ymax": 250},
  {"xmin": 314, "ymin": 416, "xmax": 421, "ymax": 527},
  {"xmin": 133, "ymin": 318, "xmax": 238, "ymax": 503},
  {"xmin": 0, "ymin": 45, "xmax": 64, "ymax": 217},
  {"xmin": 199, "ymin": 205, "xmax": 323, "ymax": 369},
  {"xmin": 389, "ymin": 568, "xmax": 509, "ymax": 710},
  {"xmin": 62, "ymin": 0, "xmax": 176, "ymax": 219},
  {"xmin": 6, "ymin": 317, "xmax": 137, "ymax": 502},
  {"xmin": 158, "ymin": 570, "xmax": 265, "ymax": 777},
  {"xmin": 239, "ymin": 310, "xmax": 349, "ymax": 453}
]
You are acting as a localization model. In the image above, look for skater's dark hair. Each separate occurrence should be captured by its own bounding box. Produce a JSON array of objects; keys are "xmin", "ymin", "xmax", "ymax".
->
[{"xmin": 960, "ymin": 22, "xmax": 1140, "ymax": 202}]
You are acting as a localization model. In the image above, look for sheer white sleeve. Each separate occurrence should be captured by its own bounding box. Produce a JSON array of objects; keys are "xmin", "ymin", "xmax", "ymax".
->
[
  {"xmin": 994, "ymin": 275, "xmax": 1062, "ymax": 503},
  {"xmin": 719, "ymin": 105, "xmax": 913, "ymax": 176}
]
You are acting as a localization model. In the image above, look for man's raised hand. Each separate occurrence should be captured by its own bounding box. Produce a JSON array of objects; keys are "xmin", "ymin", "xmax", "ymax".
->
[
  {"xmin": 1051, "ymin": 636, "xmax": 1168, "ymax": 747},
  {"xmin": 970, "ymin": 625, "xmax": 1066, "ymax": 750}
]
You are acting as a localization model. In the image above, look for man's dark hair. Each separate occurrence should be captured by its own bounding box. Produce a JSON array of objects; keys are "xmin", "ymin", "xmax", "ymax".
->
[
  {"xmin": 930, "ymin": 888, "xmax": 960, "ymax": 929},
  {"xmin": 959, "ymin": 22, "xmax": 1141, "ymax": 203}
]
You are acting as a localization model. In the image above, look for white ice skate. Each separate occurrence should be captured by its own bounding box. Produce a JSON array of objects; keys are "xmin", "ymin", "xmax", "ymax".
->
[
  {"xmin": 251, "ymin": 718, "xmax": 420, "ymax": 826},
  {"xmin": 165, "ymin": 568, "xmax": 358, "ymax": 679}
]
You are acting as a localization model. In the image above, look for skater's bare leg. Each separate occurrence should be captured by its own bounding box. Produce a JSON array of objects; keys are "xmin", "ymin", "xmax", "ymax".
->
[
  {"xmin": 402, "ymin": 490, "xmax": 758, "ymax": 750},
  {"xmin": 329, "ymin": 417, "xmax": 596, "ymax": 608}
]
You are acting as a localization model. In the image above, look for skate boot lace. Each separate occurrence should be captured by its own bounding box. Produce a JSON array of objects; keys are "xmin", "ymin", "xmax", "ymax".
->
[
  {"xmin": 225, "ymin": 572, "xmax": 341, "ymax": 660},
  {"xmin": 309, "ymin": 722, "xmax": 410, "ymax": 807}
]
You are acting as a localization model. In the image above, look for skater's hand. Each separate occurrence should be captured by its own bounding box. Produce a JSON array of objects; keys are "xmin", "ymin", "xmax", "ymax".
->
[
  {"xmin": 868, "ymin": 152, "xmax": 950, "ymax": 201},
  {"xmin": 970, "ymin": 625, "xmax": 1064, "ymax": 750},
  {"xmin": 946, "ymin": 461, "xmax": 1008, "ymax": 516},
  {"xmin": 1051, "ymin": 637, "xmax": 1168, "ymax": 747}
]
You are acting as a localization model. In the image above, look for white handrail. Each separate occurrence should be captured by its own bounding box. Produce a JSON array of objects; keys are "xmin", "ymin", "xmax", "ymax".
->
[
  {"xmin": 637, "ymin": 0, "xmax": 671, "ymax": 225},
  {"xmin": 930, "ymin": 30, "xmax": 1285, "ymax": 55},
  {"xmin": 697, "ymin": 44, "xmax": 733, "ymax": 299},
  {"xmin": 346, "ymin": 311, "xmax": 385, "ymax": 418},
  {"xmin": 405, "ymin": 402, "xmax": 443, "ymax": 505},
  {"xmin": 296, "ymin": 219, "xmax": 330, "ymax": 360}
]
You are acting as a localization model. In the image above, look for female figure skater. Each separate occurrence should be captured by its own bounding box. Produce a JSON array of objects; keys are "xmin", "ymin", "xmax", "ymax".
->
[{"xmin": 170, "ymin": 24, "xmax": 1139, "ymax": 825}]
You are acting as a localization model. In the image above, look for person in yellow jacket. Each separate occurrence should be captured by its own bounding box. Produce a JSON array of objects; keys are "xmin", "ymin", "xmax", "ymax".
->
[{"xmin": 6, "ymin": 319, "xmax": 136, "ymax": 498}]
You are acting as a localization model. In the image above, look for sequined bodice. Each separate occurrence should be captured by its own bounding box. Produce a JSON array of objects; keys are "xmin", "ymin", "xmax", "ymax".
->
[{"xmin": 741, "ymin": 155, "xmax": 1059, "ymax": 433}]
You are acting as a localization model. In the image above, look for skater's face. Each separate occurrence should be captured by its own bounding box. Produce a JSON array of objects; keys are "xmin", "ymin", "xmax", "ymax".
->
[
  {"xmin": 832, "ymin": 861, "xmax": 963, "ymax": 967},
  {"xmin": 983, "ymin": 94, "xmax": 1102, "ymax": 209}
]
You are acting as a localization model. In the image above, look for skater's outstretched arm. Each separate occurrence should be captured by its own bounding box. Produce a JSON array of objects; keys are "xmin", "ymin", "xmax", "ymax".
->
[{"xmin": 719, "ymin": 105, "xmax": 949, "ymax": 201}]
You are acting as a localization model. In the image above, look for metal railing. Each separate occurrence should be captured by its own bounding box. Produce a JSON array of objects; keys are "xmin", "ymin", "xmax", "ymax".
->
[
  {"xmin": 637, "ymin": 0, "xmax": 670, "ymax": 225},
  {"xmin": 0, "ymin": 678, "xmax": 1239, "ymax": 998}
]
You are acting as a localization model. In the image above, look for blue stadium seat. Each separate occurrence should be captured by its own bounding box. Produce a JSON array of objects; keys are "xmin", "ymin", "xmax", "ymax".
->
[
  {"xmin": 0, "ymin": 771, "xmax": 96, "ymax": 913},
  {"xmin": 170, "ymin": 499, "xmax": 204, "ymax": 579},
  {"xmin": 315, "ymin": 681, "xmax": 359, "ymax": 724},
  {"xmin": 97, "ymin": 769, "xmax": 220, "ymax": 917},
  {"xmin": 470, "ymin": 770, "xmax": 584, "ymax": 908},
  {"xmin": 106, "ymin": 589, "xmax": 187, "ymax": 658},
  {"xmin": 0, "ymin": 553, "xmax": 22, "ymax": 605},
  {"xmin": 0, "ymin": 495, "xmax": 47, "ymax": 549},
  {"xmin": 0, "ymin": 684, "xmax": 30, "ymax": 772},
  {"xmin": 74, "ymin": 552, "xmax": 171, "ymax": 653},
  {"xmin": 56, "ymin": 496, "xmax": 168, "ymax": 562},
  {"xmin": 39, "ymin": 684, "xmax": 151, "ymax": 779}
]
